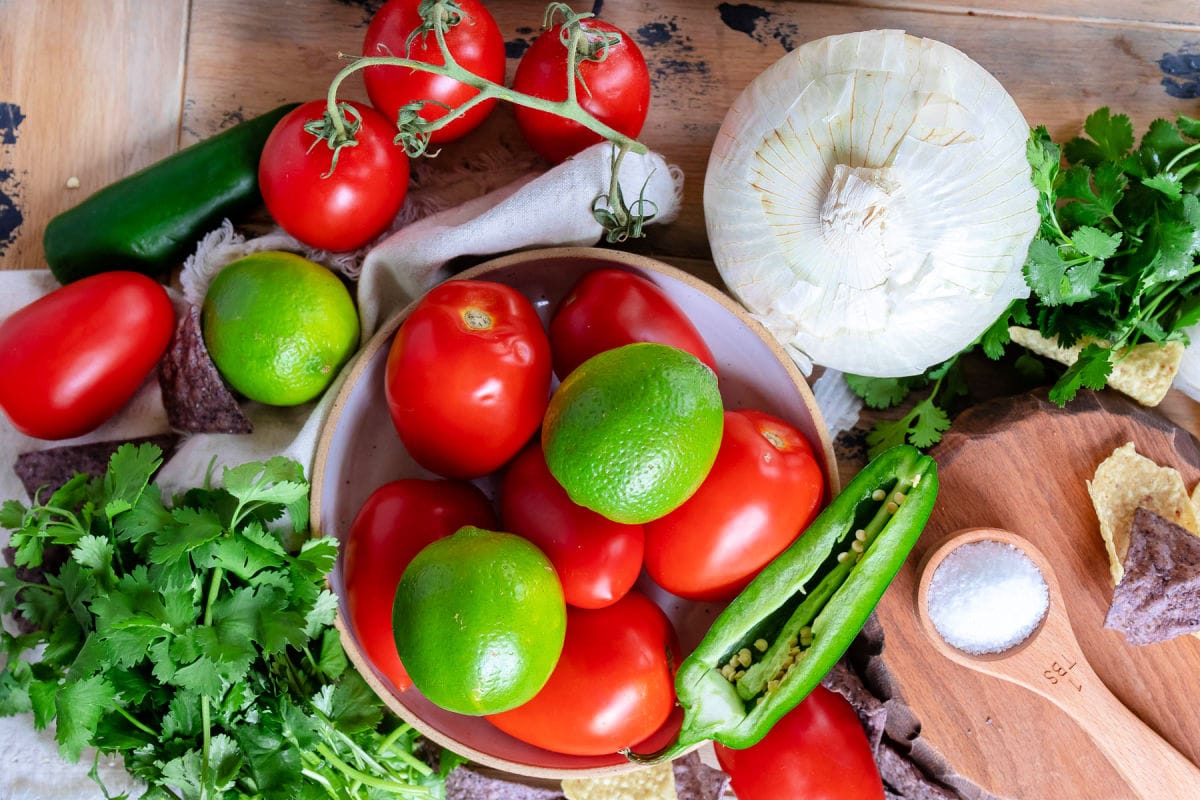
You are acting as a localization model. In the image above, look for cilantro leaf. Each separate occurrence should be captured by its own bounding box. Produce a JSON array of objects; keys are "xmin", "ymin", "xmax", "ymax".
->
[
  {"xmin": 150, "ymin": 506, "xmax": 224, "ymax": 564},
  {"xmin": 979, "ymin": 310, "xmax": 1015, "ymax": 360},
  {"xmin": 0, "ymin": 448, "xmax": 443, "ymax": 799},
  {"xmin": 844, "ymin": 374, "xmax": 923, "ymax": 409},
  {"xmin": 1064, "ymin": 107, "xmax": 1134, "ymax": 164},
  {"xmin": 905, "ymin": 398, "xmax": 952, "ymax": 448},
  {"xmin": 864, "ymin": 418, "xmax": 909, "ymax": 458},
  {"xmin": 55, "ymin": 675, "xmax": 116, "ymax": 761},
  {"xmin": 0, "ymin": 499, "xmax": 25, "ymax": 529},
  {"xmin": 103, "ymin": 443, "xmax": 162, "ymax": 522},
  {"xmin": 1071, "ymin": 226, "xmax": 1122, "ymax": 260},
  {"xmin": 1048, "ymin": 343, "xmax": 1113, "ymax": 405}
]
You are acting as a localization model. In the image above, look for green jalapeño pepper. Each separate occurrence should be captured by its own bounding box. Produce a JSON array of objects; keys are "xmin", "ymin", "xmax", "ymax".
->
[
  {"xmin": 43, "ymin": 103, "xmax": 298, "ymax": 284},
  {"xmin": 626, "ymin": 444, "xmax": 937, "ymax": 763}
]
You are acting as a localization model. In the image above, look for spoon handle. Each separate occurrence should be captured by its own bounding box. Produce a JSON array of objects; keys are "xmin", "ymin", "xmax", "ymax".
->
[{"xmin": 1011, "ymin": 617, "xmax": 1200, "ymax": 799}]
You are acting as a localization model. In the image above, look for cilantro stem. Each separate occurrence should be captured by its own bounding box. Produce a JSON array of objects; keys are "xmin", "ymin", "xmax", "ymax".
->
[
  {"xmin": 39, "ymin": 505, "xmax": 89, "ymax": 541},
  {"xmin": 315, "ymin": 742, "xmax": 432, "ymax": 795},
  {"xmin": 300, "ymin": 767, "xmax": 343, "ymax": 800},
  {"xmin": 112, "ymin": 703, "xmax": 157, "ymax": 737},
  {"xmin": 379, "ymin": 724, "xmax": 433, "ymax": 777},
  {"xmin": 1165, "ymin": 141, "xmax": 1200, "ymax": 174},
  {"xmin": 198, "ymin": 564, "xmax": 225, "ymax": 800}
]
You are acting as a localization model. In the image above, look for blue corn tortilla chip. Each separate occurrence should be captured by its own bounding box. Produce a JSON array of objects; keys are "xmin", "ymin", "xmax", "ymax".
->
[
  {"xmin": 159, "ymin": 304, "xmax": 252, "ymax": 434},
  {"xmin": 672, "ymin": 751, "xmax": 730, "ymax": 800},
  {"xmin": 444, "ymin": 766, "xmax": 564, "ymax": 800},
  {"xmin": 1105, "ymin": 506, "xmax": 1200, "ymax": 645},
  {"xmin": 14, "ymin": 433, "xmax": 179, "ymax": 502}
]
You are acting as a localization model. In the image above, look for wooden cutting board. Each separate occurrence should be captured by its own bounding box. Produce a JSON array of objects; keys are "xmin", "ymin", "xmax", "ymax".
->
[{"xmin": 873, "ymin": 390, "xmax": 1200, "ymax": 800}]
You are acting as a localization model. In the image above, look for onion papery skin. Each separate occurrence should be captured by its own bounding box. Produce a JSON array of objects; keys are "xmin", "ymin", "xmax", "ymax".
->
[{"xmin": 704, "ymin": 29, "xmax": 1039, "ymax": 378}]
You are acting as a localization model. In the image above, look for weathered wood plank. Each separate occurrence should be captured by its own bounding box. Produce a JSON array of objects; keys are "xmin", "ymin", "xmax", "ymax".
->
[
  {"xmin": 833, "ymin": 0, "xmax": 1200, "ymax": 28},
  {"xmin": 0, "ymin": 0, "xmax": 190, "ymax": 271},
  {"xmin": 180, "ymin": 0, "xmax": 1200, "ymax": 264}
]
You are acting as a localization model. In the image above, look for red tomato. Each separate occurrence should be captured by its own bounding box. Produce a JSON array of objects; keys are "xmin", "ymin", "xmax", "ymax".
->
[
  {"xmin": 512, "ymin": 18, "xmax": 650, "ymax": 163},
  {"xmin": 0, "ymin": 272, "xmax": 174, "ymax": 441},
  {"xmin": 498, "ymin": 441, "xmax": 644, "ymax": 609},
  {"xmin": 258, "ymin": 100, "xmax": 409, "ymax": 252},
  {"xmin": 343, "ymin": 479, "xmax": 496, "ymax": 692},
  {"xmin": 715, "ymin": 685, "xmax": 884, "ymax": 800},
  {"xmin": 548, "ymin": 267, "xmax": 718, "ymax": 379},
  {"xmin": 363, "ymin": 0, "xmax": 505, "ymax": 144},
  {"xmin": 385, "ymin": 280, "xmax": 552, "ymax": 479},
  {"xmin": 486, "ymin": 592, "xmax": 680, "ymax": 755},
  {"xmin": 644, "ymin": 410, "xmax": 825, "ymax": 601}
]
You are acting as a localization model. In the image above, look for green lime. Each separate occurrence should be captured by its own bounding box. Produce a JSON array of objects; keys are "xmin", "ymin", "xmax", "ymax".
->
[
  {"xmin": 393, "ymin": 526, "xmax": 566, "ymax": 716},
  {"xmin": 201, "ymin": 251, "xmax": 359, "ymax": 406},
  {"xmin": 542, "ymin": 342, "xmax": 724, "ymax": 525}
]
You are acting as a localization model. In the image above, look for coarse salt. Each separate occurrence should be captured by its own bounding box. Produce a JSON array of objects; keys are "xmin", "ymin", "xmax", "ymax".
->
[{"xmin": 927, "ymin": 540, "xmax": 1049, "ymax": 655}]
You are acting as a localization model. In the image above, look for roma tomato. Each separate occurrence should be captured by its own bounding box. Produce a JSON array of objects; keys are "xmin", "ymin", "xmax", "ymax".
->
[
  {"xmin": 714, "ymin": 685, "xmax": 884, "ymax": 800},
  {"xmin": 258, "ymin": 100, "xmax": 409, "ymax": 252},
  {"xmin": 645, "ymin": 409, "xmax": 824, "ymax": 601},
  {"xmin": 0, "ymin": 272, "xmax": 174, "ymax": 440},
  {"xmin": 548, "ymin": 267, "xmax": 717, "ymax": 379},
  {"xmin": 498, "ymin": 441, "xmax": 644, "ymax": 609},
  {"xmin": 512, "ymin": 17, "xmax": 650, "ymax": 164},
  {"xmin": 343, "ymin": 479, "xmax": 496, "ymax": 692},
  {"xmin": 486, "ymin": 591, "xmax": 680, "ymax": 756},
  {"xmin": 385, "ymin": 280, "xmax": 552, "ymax": 479},
  {"xmin": 363, "ymin": 0, "xmax": 505, "ymax": 144}
]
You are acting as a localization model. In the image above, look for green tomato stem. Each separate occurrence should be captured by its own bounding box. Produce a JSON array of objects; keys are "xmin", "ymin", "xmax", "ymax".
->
[{"xmin": 324, "ymin": 55, "xmax": 646, "ymax": 156}]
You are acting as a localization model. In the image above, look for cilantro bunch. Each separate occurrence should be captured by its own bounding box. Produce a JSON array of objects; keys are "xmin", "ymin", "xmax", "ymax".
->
[
  {"xmin": 849, "ymin": 108, "xmax": 1200, "ymax": 456},
  {"xmin": 0, "ymin": 444, "xmax": 455, "ymax": 800}
]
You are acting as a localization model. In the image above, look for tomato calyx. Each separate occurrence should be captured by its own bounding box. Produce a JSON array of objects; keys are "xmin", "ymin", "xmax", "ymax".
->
[
  {"xmin": 411, "ymin": 0, "xmax": 465, "ymax": 46},
  {"xmin": 301, "ymin": 101, "xmax": 363, "ymax": 178},
  {"xmin": 541, "ymin": 3, "xmax": 623, "ymax": 95}
]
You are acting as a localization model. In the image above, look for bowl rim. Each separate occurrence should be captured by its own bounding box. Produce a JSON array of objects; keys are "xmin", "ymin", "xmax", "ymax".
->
[{"xmin": 310, "ymin": 245, "xmax": 840, "ymax": 779}]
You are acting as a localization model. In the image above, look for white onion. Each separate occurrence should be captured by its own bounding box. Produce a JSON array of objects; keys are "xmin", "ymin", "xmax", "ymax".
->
[{"xmin": 704, "ymin": 29, "xmax": 1039, "ymax": 378}]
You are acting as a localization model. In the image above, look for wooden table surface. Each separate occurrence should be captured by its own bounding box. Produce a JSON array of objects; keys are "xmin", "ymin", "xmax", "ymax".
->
[{"xmin": 5, "ymin": 1, "xmax": 1200, "ymax": 798}]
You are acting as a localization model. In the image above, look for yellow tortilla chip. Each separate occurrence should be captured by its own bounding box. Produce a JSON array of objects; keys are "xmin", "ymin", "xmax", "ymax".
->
[
  {"xmin": 1088, "ymin": 442, "xmax": 1199, "ymax": 585},
  {"xmin": 1009, "ymin": 327, "xmax": 1183, "ymax": 406},
  {"xmin": 561, "ymin": 764, "xmax": 676, "ymax": 800}
]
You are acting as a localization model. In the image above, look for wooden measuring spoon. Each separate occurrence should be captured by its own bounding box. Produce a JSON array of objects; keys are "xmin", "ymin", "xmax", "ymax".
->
[{"xmin": 915, "ymin": 527, "xmax": 1200, "ymax": 799}]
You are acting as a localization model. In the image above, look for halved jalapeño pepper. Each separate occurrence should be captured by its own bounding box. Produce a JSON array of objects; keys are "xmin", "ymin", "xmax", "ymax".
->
[{"xmin": 627, "ymin": 444, "xmax": 937, "ymax": 762}]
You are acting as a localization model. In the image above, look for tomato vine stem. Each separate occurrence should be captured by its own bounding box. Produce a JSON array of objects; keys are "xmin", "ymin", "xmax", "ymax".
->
[{"xmin": 322, "ymin": 54, "xmax": 647, "ymax": 158}]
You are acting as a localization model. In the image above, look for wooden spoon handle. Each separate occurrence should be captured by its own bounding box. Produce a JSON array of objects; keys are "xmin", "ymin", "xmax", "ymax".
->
[
  {"xmin": 1041, "ymin": 662, "xmax": 1200, "ymax": 799},
  {"xmin": 1011, "ymin": 623, "xmax": 1200, "ymax": 799}
]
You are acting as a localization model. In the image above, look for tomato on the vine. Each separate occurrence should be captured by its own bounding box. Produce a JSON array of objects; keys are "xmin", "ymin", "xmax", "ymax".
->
[
  {"xmin": 258, "ymin": 100, "xmax": 409, "ymax": 252},
  {"xmin": 498, "ymin": 441, "xmax": 644, "ymax": 609},
  {"xmin": 343, "ymin": 479, "xmax": 496, "ymax": 692},
  {"xmin": 385, "ymin": 279, "xmax": 552, "ymax": 479},
  {"xmin": 0, "ymin": 271, "xmax": 174, "ymax": 441},
  {"xmin": 486, "ymin": 591, "xmax": 680, "ymax": 756},
  {"xmin": 512, "ymin": 16, "xmax": 650, "ymax": 164},
  {"xmin": 549, "ymin": 267, "xmax": 717, "ymax": 379},
  {"xmin": 644, "ymin": 409, "xmax": 825, "ymax": 601},
  {"xmin": 714, "ymin": 685, "xmax": 884, "ymax": 800},
  {"xmin": 363, "ymin": 0, "xmax": 505, "ymax": 144}
]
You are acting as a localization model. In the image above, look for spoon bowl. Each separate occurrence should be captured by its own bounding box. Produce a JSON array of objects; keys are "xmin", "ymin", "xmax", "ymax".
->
[{"xmin": 916, "ymin": 528, "xmax": 1200, "ymax": 799}]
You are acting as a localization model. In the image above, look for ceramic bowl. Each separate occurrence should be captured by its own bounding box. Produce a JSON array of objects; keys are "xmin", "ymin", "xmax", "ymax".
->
[{"xmin": 311, "ymin": 246, "xmax": 838, "ymax": 779}]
